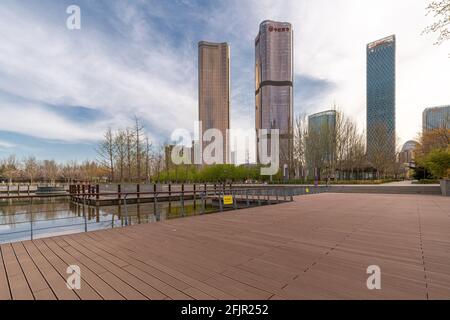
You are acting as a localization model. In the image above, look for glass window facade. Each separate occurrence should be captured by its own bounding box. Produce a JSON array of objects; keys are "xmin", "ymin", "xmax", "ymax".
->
[
  {"xmin": 307, "ymin": 110, "xmax": 337, "ymax": 166},
  {"xmin": 255, "ymin": 20, "xmax": 293, "ymax": 176},
  {"xmin": 366, "ymin": 35, "xmax": 396, "ymax": 162},
  {"xmin": 198, "ymin": 42, "xmax": 230, "ymax": 163},
  {"xmin": 422, "ymin": 105, "xmax": 450, "ymax": 132}
]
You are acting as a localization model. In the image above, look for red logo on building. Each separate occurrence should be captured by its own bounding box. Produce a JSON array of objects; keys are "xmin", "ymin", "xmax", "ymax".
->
[{"xmin": 268, "ymin": 26, "xmax": 289, "ymax": 32}]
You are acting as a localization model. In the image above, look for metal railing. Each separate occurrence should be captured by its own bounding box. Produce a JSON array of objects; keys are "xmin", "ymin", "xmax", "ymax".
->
[{"xmin": 0, "ymin": 185, "xmax": 329, "ymax": 244}]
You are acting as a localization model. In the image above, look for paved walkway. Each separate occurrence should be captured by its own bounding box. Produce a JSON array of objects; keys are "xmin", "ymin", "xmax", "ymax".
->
[{"xmin": 0, "ymin": 193, "xmax": 449, "ymax": 300}]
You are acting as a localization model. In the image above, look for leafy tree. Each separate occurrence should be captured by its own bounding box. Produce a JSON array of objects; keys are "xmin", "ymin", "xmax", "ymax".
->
[{"xmin": 422, "ymin": 149, "xmax": 450, "ymax": 179}]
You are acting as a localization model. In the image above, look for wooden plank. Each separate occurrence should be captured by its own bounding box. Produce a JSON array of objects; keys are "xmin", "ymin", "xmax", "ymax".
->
[
  {"xmin": 11, "ymin": 242, "xmax": 55, "ymax": 300},
  {"xmin": 62, "ymin": 235, "xmax": 167, "ymax": 300},
  {"xmin": 1, "ymin": 243, "xmax": 34, "ymax": 300},
  {"xmin": 85, "ymin": 229, "xmax": 239, "ymax": 299},
  {"xmin": 22, "ymin": 241, "xmax": 79, "ymax": 300},
  {"xmin": 0, "ymin": 245, "xmax": 12, "ymax": 300},
  {"xmin": 53, "ymin": 236, "xmax": 146, "ymax": 300},
  {"xmin": 41, "ymin": 238, "xmax": 123, "ymax": 300},
  {"xmin": 32, "ymin": 239, "xmax": 101, "ymax": 300},
  {"xmin": 1, "ymin": 193, "xmax": 449, "ymax": 300}
]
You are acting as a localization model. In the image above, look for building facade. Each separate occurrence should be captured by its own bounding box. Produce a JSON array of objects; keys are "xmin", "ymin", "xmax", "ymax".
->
[
  {"xmin": 399, "ymin": 140, "xmax": 419, "ymax": 165},
  {"xmin": 422, "ymin": 105, "xmax": 450, "ymax": 132},
  {"xmin": 366, "ymin": 35, "xmax": 396, "ymax": 163},
  {"xmin": 307, "ymin": 110, "xmax": 337, "ymax": 179},
  {"xmin": 255, "ymin": 20, "xmax": 293, "ymax": 178},
  {"xmin": 198, "ymin": 41, "xmax": 230, "ymax": 164}
]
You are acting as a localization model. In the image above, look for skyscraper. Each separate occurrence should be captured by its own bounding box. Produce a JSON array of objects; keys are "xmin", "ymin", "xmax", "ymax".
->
[
  {"xmin": 255, "ymin": 20, "xmax": 293, "ymax": 178},
  {"xmin": 423, "ymin": 105, "xmax": 450, "ymax": 132},
  {"xmin": 198, "ymin": 41, "xmax": 230, "ymax": 164},
  {"xmin": 307, "ymin": 110, "xmax": 337, "ymax": 179},
  {"xmin": 366, "ymin": 35, "xmax": 396, "ymax": 163},
  {"xmin": 308, "ymin": 110, "xmax": 337, "ymax": 161}
]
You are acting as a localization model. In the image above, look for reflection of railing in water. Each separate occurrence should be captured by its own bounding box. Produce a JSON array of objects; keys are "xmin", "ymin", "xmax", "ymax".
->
[{"xmin": 0, "ymin": 185, "xmax": 329, "ymax": 244}]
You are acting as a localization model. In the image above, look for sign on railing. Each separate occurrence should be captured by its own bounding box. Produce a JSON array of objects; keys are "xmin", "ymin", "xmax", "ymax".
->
[{"xmin": 223, "ymin": 195, "xmax": 233, "ymax": 205}]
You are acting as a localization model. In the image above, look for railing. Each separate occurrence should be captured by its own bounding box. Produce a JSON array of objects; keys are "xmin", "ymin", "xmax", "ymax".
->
[
  {"xmin": 0, "ymin": 183, "xmax": 70, "ymax": 196},
  {"xmin": 0, "ymin": 185, "xmax": 329, "ymax": 244}
]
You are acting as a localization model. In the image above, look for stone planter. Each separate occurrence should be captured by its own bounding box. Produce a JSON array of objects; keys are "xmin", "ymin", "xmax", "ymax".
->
[{"xmin": 440, "ymin": 179, "xmax": 450, "ymax": 197}]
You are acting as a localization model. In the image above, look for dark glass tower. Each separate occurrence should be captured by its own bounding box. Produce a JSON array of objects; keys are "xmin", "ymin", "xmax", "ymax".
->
[{"xmin": 366, "ymin": 35, "xmax": 396, "ymax": 162}]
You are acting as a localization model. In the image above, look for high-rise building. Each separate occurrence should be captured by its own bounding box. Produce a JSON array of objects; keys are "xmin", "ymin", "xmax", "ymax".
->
[
  {"xmin": 198, "ymin": 41, "xmax": 230, "ymax": 164},
  {"xmin": 307, "ymin": 110, "xmax": 337, "ymax": 178},
  {"xmin": 255, "ymin": 20, "xmax": 293, "ymax": 178},
  {"xmin": 366, "ymin": 35, "xmax": 396, "ymax": 163},
  {"xmin": 423, "ymin": 105, "xmax": 450, "ymax": 132}
]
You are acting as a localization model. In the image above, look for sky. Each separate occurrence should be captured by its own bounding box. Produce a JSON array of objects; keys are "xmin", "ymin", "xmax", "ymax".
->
[{"xmin": 0, "ymin": 0, "xmax": 449, "ymax": 163}]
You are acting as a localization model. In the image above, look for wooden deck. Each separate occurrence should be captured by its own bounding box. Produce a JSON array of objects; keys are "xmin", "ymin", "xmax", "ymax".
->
[{"xmin": 1, "ymin": 193, "xmax": 449, "ymax": 300}]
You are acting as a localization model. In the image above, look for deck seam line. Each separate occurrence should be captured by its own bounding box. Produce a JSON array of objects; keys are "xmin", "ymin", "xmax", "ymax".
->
[
  {"xmin": 19, "ymin": 242, "xmax": 57, "ymax": 300},
  {"xmin": 47, "ymin": 237, "xmax": 132, "ymax": 300},
  {"xmin": 30, "ymin": 240, "xmax": 85, "ymax": 300},
  {"xmin": 63, "ymin": 234, "xmax": 170, "ymax": 300},
  {"xmin": 80, "ymin": 232, "xmax": 196, "ymax": 299},
  {"xmin": 0, "ymin": 246, "xmax": 13, "ymax": 300},
  {"xmin": 10, "ymin": 243, "xmax": 36, "ymax": 300},
  {"xmin": 40, "ymin": 237, "xmax": 111, "ymax": 300}
]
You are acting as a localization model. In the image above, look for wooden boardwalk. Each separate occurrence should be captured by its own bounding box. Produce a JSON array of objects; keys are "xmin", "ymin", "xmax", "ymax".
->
[{"xmin": 1, "ymin": 193, "xmax": 449, "ymax": 300}]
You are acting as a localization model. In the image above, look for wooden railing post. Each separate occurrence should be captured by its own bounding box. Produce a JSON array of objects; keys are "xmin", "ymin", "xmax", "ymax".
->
[
  {"xmin": 137, "ymin": 184, "xmax": 140, "ymax": 204},
  {"xmin": 193, "ymin": 183, "xmax": 196, "ymax": 210}
]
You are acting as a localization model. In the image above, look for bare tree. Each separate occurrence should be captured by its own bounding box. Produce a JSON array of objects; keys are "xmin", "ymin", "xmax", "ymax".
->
[
  {"xmin": 144, "ymin": 136, "xmax": 152, "ymax": 182},
  {"xmin": 293, "ymin": 114, "xmax": 307, "ymax": 179},
  {"xmin": 423, "ymin": 0, "xmax": 450, "ymax": 48},
  {"xmin": 114, "ymin": 129, "xmax": 127, "ymax": 182},
  {"xmin": 1, "ymin": 155, "xmax": 20, "ymax": 184},
  {"xmin": 41, "ymin": 160, "xmax": 59, "ymax": 185},
  {"xmin": 126, "ymin": 128, "xmax": 134, "ymax": 182},
  {"xmin": 23, "ymin": 156, "xmax": 39, "ymax": 183},
  {"xmin": 367, "ymin": 123, "xmax": 396, "ymax": 179},
  {"xmin": 151, "ymin": 144, "xmax": 165, "ymax": 182},
  {"xmin": 134, "ymin": 117, "xmax": 144, "ymax": 182},
  {"xmin": 97, "ymin": 128, "xmax": 115, "ymax": 182}
]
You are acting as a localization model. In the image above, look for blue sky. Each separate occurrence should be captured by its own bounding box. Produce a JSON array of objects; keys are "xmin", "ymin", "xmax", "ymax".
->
[{"xmin": 0, "ymin": 0, "xmax": 449, "ymax": 163}]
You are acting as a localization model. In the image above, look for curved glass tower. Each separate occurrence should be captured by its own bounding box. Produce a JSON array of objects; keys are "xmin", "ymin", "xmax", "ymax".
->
[
  {"xmin": 366, "ymin": 35, "xmax": 396, "ymax": 163},
  {"xmin": 255, "ymin": 20, "xmax": 293, "ymax": 178}
]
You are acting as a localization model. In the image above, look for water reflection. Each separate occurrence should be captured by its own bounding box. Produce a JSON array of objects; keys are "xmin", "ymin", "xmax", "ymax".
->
[{"xmin": 0, "ymin": 197, "xmax": 216, "ymax": 244}]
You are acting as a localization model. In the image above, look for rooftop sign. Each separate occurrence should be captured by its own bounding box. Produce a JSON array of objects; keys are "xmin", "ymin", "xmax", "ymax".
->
[{"xmin": 368, "ymin": 35, "xmax": 395, "ymax": 50}]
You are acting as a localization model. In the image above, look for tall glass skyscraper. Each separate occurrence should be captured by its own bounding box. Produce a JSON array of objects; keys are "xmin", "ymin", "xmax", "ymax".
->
[
  {"xmin": 422, "ymin": 105, "xmax": 450, "ymax": 132},
  {"xmin": 198, "ymin": 41, "xmax": 230, "ymax": 164},
  {"xmin": 255, "ymin": 20, "xmax": 293, "ymax": 178},
  {"xmin": 366, "ymin": 35, "xmax": 396, "ymax": 162}
]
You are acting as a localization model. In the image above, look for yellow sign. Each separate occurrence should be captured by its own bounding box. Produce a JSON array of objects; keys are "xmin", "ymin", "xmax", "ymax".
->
[
  {"xmin": 305, "ymin": 188, "xmax": 310, "ymax": 193},
  {"xmin": 223, "ymin": 195, "xmax": 233, "ymax": 205}
]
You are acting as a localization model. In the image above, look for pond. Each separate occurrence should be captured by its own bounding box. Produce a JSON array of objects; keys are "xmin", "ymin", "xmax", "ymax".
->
[{"xmin": 0, "ymin": 197, "xmax": 218, "ymax": 244}]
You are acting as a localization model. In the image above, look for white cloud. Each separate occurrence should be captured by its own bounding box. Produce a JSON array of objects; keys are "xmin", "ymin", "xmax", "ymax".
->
[
  {"xmin": 0, "ymin": 140, "xmax": 15, "ymax": 149},
  {"xmin": 0, "ymin": 2, "xmax": 198, "ymax": 144},
  {"xmin": 0, "ymin": 0, "xmax": 449, "ymax": 161},
  {"xmin": 208, "ymin": 0, "xmax": 450, "ymax": 145}
]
